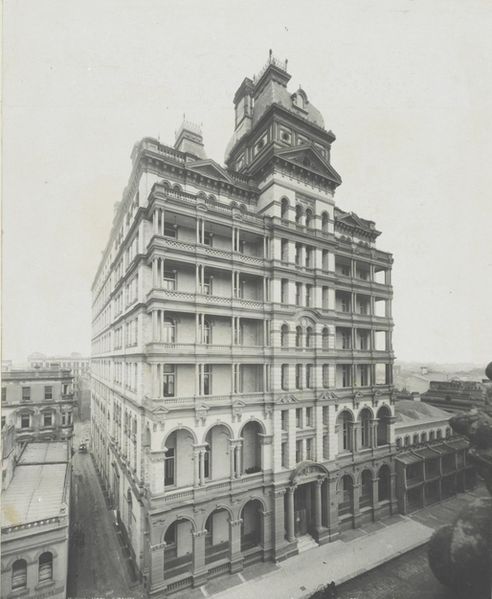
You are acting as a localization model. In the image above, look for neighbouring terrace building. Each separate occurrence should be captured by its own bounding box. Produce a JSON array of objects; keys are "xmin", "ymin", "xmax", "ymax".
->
[
  {"xmin": 394, "ymin": 400, "xmax": 475, "ymax": 513},
  {"xmin": 1, "ymin": 442, "xmax": 71, "ymax": 599},
  {"xmin": 1, "ymin": 368, "xmax": 75, "ymax": 446},
  {"xmin": 91, "ymin": 54, "xmax": 396, "ymax": 596}
]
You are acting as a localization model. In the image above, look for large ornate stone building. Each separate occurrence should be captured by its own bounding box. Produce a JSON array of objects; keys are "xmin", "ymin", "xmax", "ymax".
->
[
  {"xmin": 90, "ymin": 54, "xmax": 396, "ymax": 596},
  {"xmin": 1, "ymin": 367, "xmax": 75, "ymax": 445}
]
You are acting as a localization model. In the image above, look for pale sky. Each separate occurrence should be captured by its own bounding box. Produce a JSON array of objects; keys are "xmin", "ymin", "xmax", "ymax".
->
[{"xmin": 2, "ymin": 0, "xmax": 492, "ymax": 365}]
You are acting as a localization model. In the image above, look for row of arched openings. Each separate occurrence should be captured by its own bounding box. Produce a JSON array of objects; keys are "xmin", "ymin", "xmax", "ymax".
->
[
  {"xmin": 163, "ymin": 499, "xmax": 263, "ymax": 576},
  {"xmin": 337, "ymin": 406, "xmax": 391, "ymax": 452},
  {"xmin": 396, "ymin": 427, "xmax": 451, "ymax": 449},
  {"xmin": 281, "ymin": 324, "xmax": 331, "ymax": 349},
  {"xmin": 281, "ymin": 198, "xmax": 331, "ymax": 232},
  {"xmin": 339, "ymin": 465, "xmax": 391, "ymax": 516},
  {"xmin": 11, "ymin": 553, "xmax": 53, "ymax": 591}
]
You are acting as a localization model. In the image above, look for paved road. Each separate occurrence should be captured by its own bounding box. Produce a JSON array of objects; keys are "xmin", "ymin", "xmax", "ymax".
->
[{"xmin": 67, "ymin": 424, "xmax": 143, "ymax": 599}]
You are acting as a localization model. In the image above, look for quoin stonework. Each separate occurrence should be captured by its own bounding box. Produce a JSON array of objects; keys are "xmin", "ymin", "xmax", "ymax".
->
[{"xmin": 90, "ymin": 54, "xmax": 397, "ymax": 596}]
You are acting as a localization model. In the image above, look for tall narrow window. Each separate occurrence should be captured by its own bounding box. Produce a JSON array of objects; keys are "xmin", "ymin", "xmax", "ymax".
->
[
  {"xmin": 164, "ymin": 222, "xmax": 176, "ymax": 239},
  {"xmin": 322, "ymin": 327, "xmax": 329, "ymax": 349},
  {"xmin": 295, "ymin": 364, "xmax": 303, "ymax": 390},
  {"xmin": 203, "ymin": 446, "xmax": 210, "ymax": 479},
  {"xmin": 322, "ymin": 364, "xmax": 330, "ymax": 388},
  {"xmin": 305, "ymin": 326, "xmax": 313, "ymax": 347},
  {"xmin": 296, "ymin": 440, "xmax": 302, "ymax": 463},
  {"xmin": 280, "ymin": 324, "xmax": 289, "ymax": 347},
  {"xmin": 20, "ymin": 414, "xmax": 30, "ymax": 429},
  {"xmin": 39, "ymin": 552, "xmax": 53, "ymax": 582},
  {"xmin": 281, "ymin": 279, "xmax": 288, "ymax": 303},
  {"xmin": 43, "ymin": 412, "xmax": 53, "ymax": 427},
  {"xmin": 203, "ymin": 274, "xmax": 212, "ymax": 296},
  {"xmin": 295, "ymin": 326, "xmax": 302, "ymax": 348},
  {"xmin": 163, "ymin": 318, "xmax": 176, "ymax": 343},
  {"xmin": 21, "ymin": 386, "xmax": 31, "ymax": 401},
  {"xmin": 203, "ymin": 365, "xmax": 211, "ymax": 395},
  {"xmin": 281, "ymin": 364, "xmax": 289, "ymax": 390},
  {"xmin": 203, "ymin": 319, "xmax": 211, "ymax": 344},
  {"xmin": 163, "ymin": 270, "xmax": 176, "ymax": 291},
  {"xmin": 44, "ymin": 386, "xmax": 53, "ymax": 400},
  {"xmin": 1, "ymin": 387, "xmax": 6, "ymax": 402},
  {"xmin": 162, "ymin": 365, "xmax": 175, "ymax": 397},
  {"xmin": 164, "ymin": 448, "xmax": 175, "ymax": 486},
  {"xmin": 12, "ymin": 559, "xmax": 27, "ymax": 590},
  {"xmin": 306, "ymin": 438, "xmax": 313, "ymax": 459},
  {"xmin": 306, "ymin": 364, "xmax": 314, "ymax": 389}
]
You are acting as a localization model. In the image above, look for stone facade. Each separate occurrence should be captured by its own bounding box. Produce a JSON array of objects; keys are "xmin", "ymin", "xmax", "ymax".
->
[
  {"xmin": 90, "ymin": 55, "xmax": 397, "ymax": 596},
  {"xmin": 1, "ymin": 368, "xmax": 75, "ymax": 445}
]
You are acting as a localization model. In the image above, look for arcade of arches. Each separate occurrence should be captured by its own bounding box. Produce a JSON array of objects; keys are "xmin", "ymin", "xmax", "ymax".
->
[{"xmin": 150, "ymin": 462, "xmax": 395, "ymax": 590}]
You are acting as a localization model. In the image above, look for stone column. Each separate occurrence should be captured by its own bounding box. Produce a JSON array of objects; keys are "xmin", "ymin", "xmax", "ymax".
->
[
  {"xmin": 150, "ymin": 540, "xmax": 166, "ymax": 591},
  {"xmin": 314, "ymin": 479, "xmax": 323, "ymax": 532},
  {"xmin": 192, "ymin": 529, "xmax": 207, "ymax": 587},
  {"xmin": 371, "ymin": 419, "xmax": 379, "ymax": 449},
  {"xmin": 286, "ymin": 486, "xmax": 296, "ymax": 542},
  {"xmin": 372, "ymin": 475, "xmax": 379, "ymax": 516},
  {"xmin": 199, "ymin": 447, "xmax": 206, "ymax": 485},
  {"xmin": 229, "ymin": 518, "xmax": 244, "ymax": 573},
  {"xmin": 272, "ymin": 487, "xmax": 287, "ymax": 557},
  {"xmin": 193, "ymin": 446, "xmax": 201, "ymax": 487},
  {"xmin": 325, "ymin": 475, "xmax": 340, "ymax": 540}
]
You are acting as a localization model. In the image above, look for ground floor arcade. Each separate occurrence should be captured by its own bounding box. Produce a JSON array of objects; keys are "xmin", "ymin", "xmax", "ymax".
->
[{"xmin": 145, "ymin": 461, "xmax": 397, "ymax": 596}]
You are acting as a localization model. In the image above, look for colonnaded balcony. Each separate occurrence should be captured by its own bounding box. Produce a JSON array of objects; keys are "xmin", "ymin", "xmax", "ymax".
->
[
  {"xmin": 162, "ymin": 497, "xmax": 266, "ymax": 581},
  {"xmin": 147, "ymin": 310, "xmax": 269, "ymax": 357},
  {"xmin": 334, "ymin": 256, "xmax": 392, "ymax": 288},
  {"xmin": 145, "ymin": 421, "xmax": 266, "ymax": 499},
  {"xmin": 335, "ymin": 405, "xmax": 393, "ymax": 455},
  {"xmin": 148, "ymin": 257, "xmax": 269, "ymax": 311},
  {"xmin": 150, "ymin": 208, "xmax": 268, "ymax": 264}
]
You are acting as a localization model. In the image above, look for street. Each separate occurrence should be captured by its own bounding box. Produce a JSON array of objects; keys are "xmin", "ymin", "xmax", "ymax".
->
[{"xmin": 67, "ymin": 423, "xmax": 143, "ymax": 599}]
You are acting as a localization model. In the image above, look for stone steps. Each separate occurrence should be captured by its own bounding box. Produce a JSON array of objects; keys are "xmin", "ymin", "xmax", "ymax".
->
[{"xmin": 297, "ymin": 534, "xmax": 319, "ymax": 553}]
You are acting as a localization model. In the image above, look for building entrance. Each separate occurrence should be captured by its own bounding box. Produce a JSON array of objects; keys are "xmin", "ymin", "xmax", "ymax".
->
[{"xmin": 294, "ymin": 483, "xmax": 313, "ymax": 537}]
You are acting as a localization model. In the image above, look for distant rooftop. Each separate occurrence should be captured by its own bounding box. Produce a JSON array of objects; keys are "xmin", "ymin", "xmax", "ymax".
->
[
  {"xmin": 395, "ymin": 399, "xmax": 451, "ymax": 427},
  {"xmin": 1, "ymin": 442, "xmax": 69, "ymax": 528},
  {"xmin": 1, "ymin": 463, "xmax": 68, "ymax": 527},
  {"xmin": 18, "ymin": 441, "xmax": 69, "ymax": 465},
  {"xmin": 2, "ymin": 367, "xmax": 73, "ymax": 379}
]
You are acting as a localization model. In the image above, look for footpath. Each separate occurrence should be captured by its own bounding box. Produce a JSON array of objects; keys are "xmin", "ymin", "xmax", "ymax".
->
[{"xmin": 173, "ymin": 489, "xmax": 485, "ymax": 599}]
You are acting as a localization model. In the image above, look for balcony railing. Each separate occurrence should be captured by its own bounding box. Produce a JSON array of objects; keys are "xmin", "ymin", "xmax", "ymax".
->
[
  {"xmin": 153, "ymin": 237, "xmax": 266, "ymax": 267},
  {"xmin": 148, "ymin": 289, "xmax": 265, "ymax": 311}
]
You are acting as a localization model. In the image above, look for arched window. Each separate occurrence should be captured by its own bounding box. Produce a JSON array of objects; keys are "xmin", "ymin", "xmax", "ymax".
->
[
  {"xmin": 421, "ymin": 432, "xmax": 427, "ymax": 443},
  {"xmin": 39, "ymin": 552, "xmax": 53, "ymax": 582},
  {"xmin": 305, "ymin": 209, "xmax": 313, "ymax": 229},
  {"xmin": 404, "ymin": 435, "xmax": 411, "ymax": 447},
  {"xmin": 295, "ymin": 205, "xmax": 303, "ymax": 225},
  {"xmin": 322, "ymin": 327, "xmax": 329, "ymax": 349},
  {"xmin": 445, "ymin": 427, "xmax": 451, "ymax": 439},
  {"xmin": 163, "ymin": 318, "xmax": 176, "ymax": 343},
  {"xmin": 338, "ymin": 411, "xmax": 353, "ymax": 452},
  {"xmin": 429, "ymin": 430, "xmax": 435, "ymax": 441},
  {"xmin": 376, "ymin": 406, "xmax": 391, "ymax": 446},
  {"xmin": 378, "ymin": 465, "xmax": 391, "ymax": 502},
  {"xmin": 305, "ymin": 327, "xmax": 313, "ymax": 348},
  {"xmin": 396, "ymin": 437, "xmax": 402, "ymax": 449},
  {"xmin": 339, "ymin": 475, "xmax": 354, "ymax": 515},
  {"xmin": 281, "ymin": 198, "xmax": 289, "ymax": 220},
  {"xmin": 281, "ymin": 364, "xmax": 289, "ymax": 390},
  {"xmin": 12, "ymin": 559, "xmax": 27, "ymax": 590},
  {"xmin": 321, "ymin": 211, "xmax": 329, "ymax": 232},
  {"xmin": 437, "ymin": 429, "xmax": 442, "ymax": 439},
  {"xmin": 360, "ymin": 470, "xmax": 373, "ymax": 507},
  {"xmin": 295, "ymin": 326, "xmax": 302, "ymax": 348},
  {"xmin": 280, "ymin": 325, "xmax": 289, "ymax": 348},
  {"xmin": 413, "ymin": 434, "xmax": 419, "ymax": 445},
  {"xmin": 359, "ymin": 409, "xmax": 372, "ymax": 448}
]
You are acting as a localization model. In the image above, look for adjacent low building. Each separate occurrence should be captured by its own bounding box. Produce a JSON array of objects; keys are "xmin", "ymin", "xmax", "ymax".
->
[
  {"xmin": 394, "ymin": 400, "xmax": 475, "ymax": 514},
  {"xmin": 421, "ymin": 380, "xmax": 489, "ymax": 413},
  {"xmin": 1, "ymin": 441, "xmax": 71, "ymax": 599},
  {"xmin": 1, "ymin": 367, "xmax": 75, "ymax": 445}
]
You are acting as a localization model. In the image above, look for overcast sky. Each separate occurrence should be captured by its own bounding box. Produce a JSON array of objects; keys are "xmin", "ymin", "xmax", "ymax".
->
[{"xmin": 3, "ymin": 0, "xmax": 492, "ymax": 366}]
